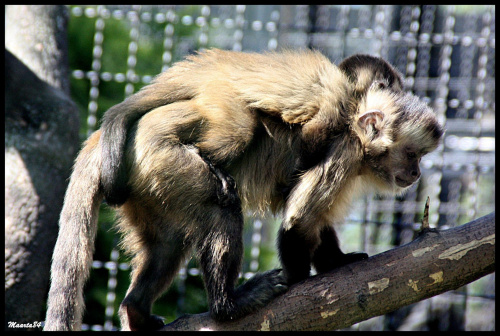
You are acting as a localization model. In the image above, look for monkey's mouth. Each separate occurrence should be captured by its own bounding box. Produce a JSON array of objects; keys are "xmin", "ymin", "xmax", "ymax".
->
[{"xmin": 395, "ymin": 176, "xmax": 414, "ymax": 188}]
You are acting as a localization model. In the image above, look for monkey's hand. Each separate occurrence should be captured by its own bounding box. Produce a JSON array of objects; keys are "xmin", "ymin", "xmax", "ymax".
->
[
  {"xmin": 313, "ymin": 248, "xmax": 369, "ymax": 276},
  {"xmin": 214, "ymin": 171, "xmax": 238, "ymax": 208},
  {"xmin": 336, "ymin": 252, "xmax": 368, "ymax": 267},
  {"xmin": 202, "ymin": 155, "xmax": 239, "ymax": 207}
]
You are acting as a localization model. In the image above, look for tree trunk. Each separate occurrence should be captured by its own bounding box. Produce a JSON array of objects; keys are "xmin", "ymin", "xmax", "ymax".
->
[
  {"xmin": 5, "ymin": 5, "xmax": 80, "ymax": 331},
  {"xmin": 5, "ymin": 5, "xmax": 72, "ymax": 94},
  {"xmin": 161, "ymin": 212, "xmax": 495, "ymax": 331}
]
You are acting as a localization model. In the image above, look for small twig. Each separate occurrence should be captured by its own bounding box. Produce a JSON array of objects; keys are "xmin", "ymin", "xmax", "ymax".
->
[
  {"xmin": 421, "ymin": 196, "xmax": 430, "ymax": 230},
  {"xmin": 416, "ymin": 196, "xmax": 439, "ymax": 238}
]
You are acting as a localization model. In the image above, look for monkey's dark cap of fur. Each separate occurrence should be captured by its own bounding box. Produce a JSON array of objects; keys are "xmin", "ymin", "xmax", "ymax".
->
[{"xmin": 393, "ymin": 92, "xmax": 444, "ymax": 150}]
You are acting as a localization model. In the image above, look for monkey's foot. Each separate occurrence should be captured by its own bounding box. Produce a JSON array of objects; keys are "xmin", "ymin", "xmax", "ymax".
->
[
  {"xmin": 121, "ymin": 304, "xmax": 165, "ymax": 331},
  {"xmin": 212, "ymin": 269, "xmax": 288, "ymax": 322},
  {"xmin": 236, "ymin": 269, "xmax": 289, "ymax": 299}
]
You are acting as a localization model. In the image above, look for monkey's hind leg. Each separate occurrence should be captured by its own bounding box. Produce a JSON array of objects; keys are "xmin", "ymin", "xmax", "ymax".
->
[
  {"xmin": 194, "ymin": 165, "xmax": 287, "ymax": 322},
  {"xmin": 117, "ymin": 206, "xmax": 192, "ymax": 331},
  {"xmin": 312, "ymin": 225, "xmax": 368, "ymax": 274}
]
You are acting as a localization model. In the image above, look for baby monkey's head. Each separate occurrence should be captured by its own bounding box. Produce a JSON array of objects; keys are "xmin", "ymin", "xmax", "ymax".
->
[{"xmin": 341, "ymin": 54, "xmax": 444, "ymax": 194}]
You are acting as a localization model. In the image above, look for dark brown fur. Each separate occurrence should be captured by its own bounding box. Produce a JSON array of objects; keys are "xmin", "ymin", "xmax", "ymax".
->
[{"xmin": 45, "ymin": 49, "xmax": 443, "ymax": 330}]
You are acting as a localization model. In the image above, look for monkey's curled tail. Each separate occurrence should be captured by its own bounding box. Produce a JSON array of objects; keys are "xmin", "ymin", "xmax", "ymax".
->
[
  {"xmin": 44, "ymin": 131, "xmax": 104, "ymax": 331},
  {"xmin": 99, "ymin": 80, "xmax": 191, "ymax": 206}
]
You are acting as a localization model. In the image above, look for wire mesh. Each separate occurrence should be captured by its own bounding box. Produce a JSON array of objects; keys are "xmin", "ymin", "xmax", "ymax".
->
[{"xmin": 67, "ymin": 5, "xmax": 495, "ymax": 331}]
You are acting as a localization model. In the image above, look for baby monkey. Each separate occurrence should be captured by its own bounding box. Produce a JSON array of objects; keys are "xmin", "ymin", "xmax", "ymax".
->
[{"xmin": 45, "ymin": 49, "xmax": 443, "ymax": 330}]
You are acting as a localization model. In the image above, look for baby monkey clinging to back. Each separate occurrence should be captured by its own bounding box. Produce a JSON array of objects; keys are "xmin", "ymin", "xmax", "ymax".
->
[{"xmin": 45, "ymin": 49, "xmax": 443, "ymax": 330}]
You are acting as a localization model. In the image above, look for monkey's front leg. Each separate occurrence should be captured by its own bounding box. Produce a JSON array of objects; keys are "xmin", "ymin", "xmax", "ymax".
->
[
  {"xmin": 278, "ymin": 221, "xmax": 368, "ymax": 286},
  {"xmin": 278, "ymin": 163, "xmax": 368, "ymax": 286}
]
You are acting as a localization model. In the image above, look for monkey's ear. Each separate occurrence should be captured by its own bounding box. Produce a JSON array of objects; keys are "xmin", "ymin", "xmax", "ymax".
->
[{"xmin": 358, "ymin": 109, "xmax": 384, "ymax": 136}]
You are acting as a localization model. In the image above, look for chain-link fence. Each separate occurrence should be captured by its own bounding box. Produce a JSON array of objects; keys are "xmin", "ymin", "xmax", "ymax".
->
[{"xmin": 66, "ymin": 5, "xmax": 495, "ymax": 331}]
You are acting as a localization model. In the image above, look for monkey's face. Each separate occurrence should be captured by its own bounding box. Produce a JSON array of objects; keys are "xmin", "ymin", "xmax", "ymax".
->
[
  {"xmin": 388, "ymin": 143, "xmax": 422, "ymax": 189},
  {"xmin": 357, "ymin": 90, "xmax": 443, "ymax": 195},
  {"xmin": 363, "ymin": 141, "xmax": 428, "ymax": 196}
]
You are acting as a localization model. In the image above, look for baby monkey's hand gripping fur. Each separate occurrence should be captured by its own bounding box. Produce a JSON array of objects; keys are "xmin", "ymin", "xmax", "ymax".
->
[{"xmin": 45, "ymin": 50, "xmax": 443, "ymax": 330}]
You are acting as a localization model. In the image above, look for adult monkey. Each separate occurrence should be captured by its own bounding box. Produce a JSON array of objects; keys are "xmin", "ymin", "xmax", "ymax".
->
[{"xmin": 45, "ymin": 50, "xmax": 443, "ymax": 330}]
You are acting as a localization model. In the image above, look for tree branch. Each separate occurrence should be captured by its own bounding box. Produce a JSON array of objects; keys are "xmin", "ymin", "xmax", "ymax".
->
[{"xmin": 161, "ymin": 212, "xmax": 495, "ymax": 331}]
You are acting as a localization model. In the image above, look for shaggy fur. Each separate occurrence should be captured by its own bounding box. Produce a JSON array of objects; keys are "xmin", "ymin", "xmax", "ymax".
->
[{"xmin": 45, "ymin": 49, "xmax": 443, "ymax": 331}]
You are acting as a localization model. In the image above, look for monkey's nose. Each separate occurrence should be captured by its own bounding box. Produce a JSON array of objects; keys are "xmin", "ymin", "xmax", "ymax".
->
[{"xmin": 411, "ymin": 170, "xmax": 420, "ymax": 179}]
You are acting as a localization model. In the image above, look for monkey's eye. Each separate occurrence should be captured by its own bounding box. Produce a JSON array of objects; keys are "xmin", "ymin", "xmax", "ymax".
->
[
  {"xmin": 407, "ymin": 151, "xmax": 417, "ymax": 159},
  {"xmin": 371, "ymin": 81, "xmax": 386, "ymax": 90}
]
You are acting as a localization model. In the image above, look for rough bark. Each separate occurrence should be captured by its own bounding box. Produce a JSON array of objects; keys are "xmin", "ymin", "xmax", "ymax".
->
[
  {"xmin": 5, "ymin": 5, "xmax": 79, "ymax": 331},
  {"xmin": 5, "ymin": 5, "xmax": 71, "ymax": 94},
  {"xmin": 161, "ymin": 212, "xmax": 495, "ymax": 331}
]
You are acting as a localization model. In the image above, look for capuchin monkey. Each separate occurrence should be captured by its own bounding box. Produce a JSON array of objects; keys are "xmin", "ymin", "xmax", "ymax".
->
[{"xmin": 44, "ymin": 49, "xmax": 443, "ymax": 331}]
